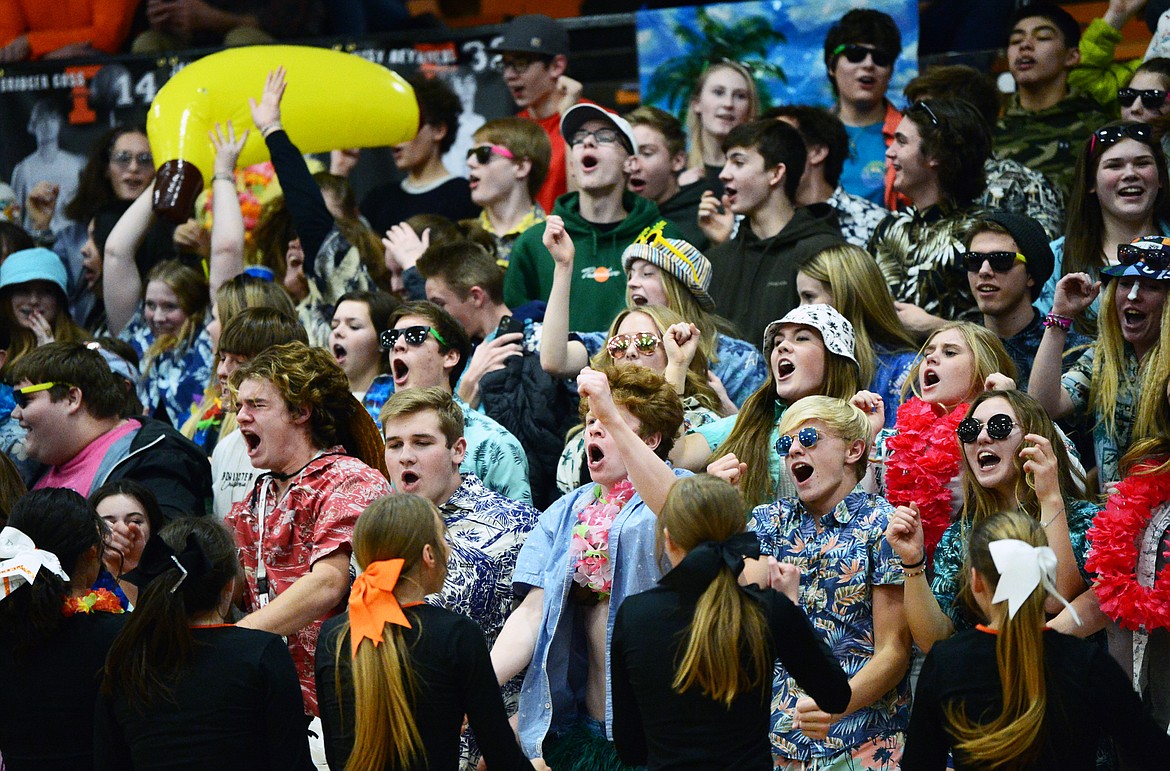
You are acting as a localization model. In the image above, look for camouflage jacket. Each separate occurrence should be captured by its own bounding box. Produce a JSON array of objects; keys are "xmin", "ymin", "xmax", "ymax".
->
[
  {"xmin": 980, "ymin": 157, "xmax": 1067, "ymax": 241},
  {"xmin": 993, "ymin": 89, "xmax": 1110, "ymax": 197},
  {"xmin": 869, "ymin": 203, "xmax": 984, "ymax": 321}
]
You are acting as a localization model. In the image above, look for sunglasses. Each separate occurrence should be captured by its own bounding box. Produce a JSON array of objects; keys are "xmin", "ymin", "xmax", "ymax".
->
[
  {"xmin": 1118, "ymin": 88, "xmax": 1168, "ymax": 110},
  {"xmin": 570, "ymin": 128, "xmax": 621, "ymax": 147},
  {"xmin": 1117, "ymin": 243, "xmax": 1170, "ymax": 271},
  {"xmin": 466, "ymin": 144, "xmax": 515, "ymax": 164},
  {"xmin": 832, "ymin": 43, "xmax": 895, "ymax": 68},
  {"xmin": 110, "ymin": 151, "xmax": 153, "ymax": 168},
  {"xmin": 956, "ymin": 413, "xmax": 1019, "ymax": 443},
  {"xmin": 775, "ymin": 426, "xmax": 820, "ymax": 456},
  {"xmin": 606, "ymin": 331, "xmax": 661, "ymax": 360},
  {"xmin": 13, "ymin": 381, "xmax": 67, "ymax": 408},
  {"xmin": 907, "ymin": 100, "xmax": 940, "ymax": 126},
  {"xmin": 962, "ymin": 251, "xmax": 1028, "ymax": 273},
  {"xmin": 379, "ymin": 326, "xmax": 447, "ymax": 351},
  {"xmin": 1090, "ymin": 123, "xmax": 1152, "ymax": 153},
  {"xmin": 633, "ymin": 222, "xmax": 702, "ymax": 283}
]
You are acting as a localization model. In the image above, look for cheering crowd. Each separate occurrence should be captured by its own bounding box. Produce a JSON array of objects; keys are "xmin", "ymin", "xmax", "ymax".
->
[{"xmin": 5, "ymin": 2, "xmax": 1170, "ymax": 769}]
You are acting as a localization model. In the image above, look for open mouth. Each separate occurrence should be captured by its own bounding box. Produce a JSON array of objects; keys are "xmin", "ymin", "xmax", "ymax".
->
[
  {"xmin": 791, "ymin": 462, "xmax": 814, "ymax": 484},
  {"xmin": 400, "ymin": 469, "xmax": 420, "ymax": 486},
  {"xmin": 1014, "ymin": 57, "xmax": 1035, "ymax": 70},
  {"xmin": 977, "ymin": 450, "xmax": 1001, "ymax": 470},
  {"xmin": 580, "ymin": 154, "xmax": 599, "ymax": 171},
  {"xmin": 391, "ymin": 358, "xmax": 410, "ymax": 385},
  {"xmin": 776, "ymin": 359, "xmax": 795, "ymax": 379},
  {"xmin": 586, "ymin": 443, "xmax": 605, "ymax": 466},
  {"xmin": 858, "ymin": 75, "xmax": 875, "ymax": 86},
  {"xmin": 975, "ymin": 282, "xmax": 999, "ymax": 293},
  {"xmin": 1118, "ymin": 186, "xmax": 1146, "ymax": 199},
  {"xmin": 630, "ymin": 292, "xmax": 647, "ymax": 305},
  {"xmin": 628, "ymin": 176, "xmax": 646, "ymax": 193},
  {"xmin": 468, "ymin": 174, "xmax": 480, "ymax": 188},
  {"xmin": 923, "ymin": 369, "xmax": 940, "ymax": 387},
  {"xmin": 242, "ymin": 430, "xmax": 261, "ymax": 453},
  {"xmin": 332, "ymin": 343, "xmax": 347, "ymax": 363}
]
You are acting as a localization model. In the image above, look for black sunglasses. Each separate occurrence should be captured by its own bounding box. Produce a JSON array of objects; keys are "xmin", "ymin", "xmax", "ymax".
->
[
  {"xmin": 1090, "ymin": 123, "xmax": 1153, "ymax": 153},
  {"xmin": 379, "ymin": 326, "xmax": 447, "ymax": 351},
  {"xmin": 1118, "ymin": 88, "xmax": 1168, "ymax": 110},
  {"xmin": 957, "ymin": 413, "xmax": 1018, "ymax": 443},
  {"xmin": 832, "ymin": 43, "xmax": 895, "ymax": 69},
  {"xmin": 907, "ymin": 100, "xmax": 940, "ymax": 126},
  {"xmin": 466, "ymin": 144, "xmax": 515, "ymax": 164},
  {"xmin": 962, "ymin": 251, "xmax": 1027, "ymax": 273},
  {"xmin": 1117, "ymin": 243, "xmax": 1170, "ymax": 271},
  {"xmin": 12, "ymin": 381, "xmax": 68, "ymax": 408},
  {"xmin": 775, "ymin": 427, "xmax": 820, "ymax": 456}
]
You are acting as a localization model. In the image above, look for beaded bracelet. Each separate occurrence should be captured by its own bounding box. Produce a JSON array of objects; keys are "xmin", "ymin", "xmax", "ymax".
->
[
  {"xmin": 903, "ymin": 566, "xmax": 927, "ymax": 578},
  {"xmin": 1042, "ymin": 313, "xmax": 1072, "ymax": 331},
  {"xmin": 901, "ymin": 553, "xmax": 926, "ymax": 571}
]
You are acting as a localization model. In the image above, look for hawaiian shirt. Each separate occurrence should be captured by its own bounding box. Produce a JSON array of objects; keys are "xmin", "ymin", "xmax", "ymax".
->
[
  {"xmin": 365, "ymin": 384, "xmax": 532, "ymax": 504},
  {"xmin": 931, "ymin": 499, "xmax": 1098, "ymax": 631},
  {"xmin": 828, "ymin": 185, "xmax": 887, "ymax": 250},
  {"xmin": 748, "ymin": 491, "xmax": 909, "ymax": 760},
  {"xmin": 870, "ymin": 204, "xmax": 984, "ymax": 323},
  {"xmin": 477, "ymin": 205, "xmax": 546, "ymax": 268},
  {"xmin": 872, "ymin": 345, "xmax": 916, "ymax": 429},
  {"xmin": 1001, "ymin": 309, "xmax": 1091, "ymax": 390},
  {"xmin": 574, "ymin": 330, "xmax": 767, "ymax": 408},
  {"xmin": 1062, "ymin": 344, "xmax": 1139, "ymax": 492},
  {"xmin": 980, "ymin": 157, "xmax": 1066, "ymax": 241},
  {"xmin": 994, "ymin": 89, "xmax": 1111, "ymax": 197},
  {"xmin": 225, "ymin": 448, "xmax": 392, "ymax": 715},
  {"xmin": 120, "ymin": 309, "xmax": 213, "ymax": 428}
]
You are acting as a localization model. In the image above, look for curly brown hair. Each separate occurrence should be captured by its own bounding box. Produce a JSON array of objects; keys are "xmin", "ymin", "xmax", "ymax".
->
[{"xmin": 578, "ymin": 365, "xmax": 685, "ymax": 459}]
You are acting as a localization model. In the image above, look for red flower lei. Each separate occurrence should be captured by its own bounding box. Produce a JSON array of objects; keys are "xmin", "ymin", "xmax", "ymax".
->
[
  {"xmin": 62, "ymin": 588, "xmax": 124, "ymax": 616},
  {"xmin": 1086, "ymin": 463, "xmax": 1170, "ymax": 632},
  {"xmin": 885, "ymin": 397, "xmax": 969, "ymax": 562}
]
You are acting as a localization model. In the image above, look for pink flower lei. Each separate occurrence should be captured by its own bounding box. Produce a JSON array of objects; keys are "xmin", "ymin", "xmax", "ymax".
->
[
  {"xmin": 885, "ymin": 397, "xmax": 969, "ymax": 562},
  {"xmin": 1086, "ymin": 462, "xmax": 1170, "ymax": 632},
  {"xmin": 569, "ymin": 477, "xmax": 636, "ymax": 599}
]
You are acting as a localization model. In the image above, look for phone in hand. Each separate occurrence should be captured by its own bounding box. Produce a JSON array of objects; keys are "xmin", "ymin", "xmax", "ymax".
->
[{"xmin": 496, "ymin": 315, "xmax": 524, "ymax": 338}]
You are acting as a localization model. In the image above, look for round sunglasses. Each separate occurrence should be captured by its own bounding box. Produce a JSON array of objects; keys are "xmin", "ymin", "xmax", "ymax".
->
[
  {"xmin": 775, "ymin": 426, "xmax": 820, "ymax": 456},
  {"xmin": 606, "ymin": 331, "xmax": 661, "ymax": 360},
  {"xmin": 956, "ymin": 413, "xmax": 1019, "ymax": 444}
]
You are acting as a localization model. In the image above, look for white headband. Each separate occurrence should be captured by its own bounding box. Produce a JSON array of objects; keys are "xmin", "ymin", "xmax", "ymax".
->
[
  {"xmin": 990, "ymin": 539, "xmax": 1080, "ymax": 626},
  {"xmin": 0, "ymin": 526, "xmax": 69, "ymax": 601}
]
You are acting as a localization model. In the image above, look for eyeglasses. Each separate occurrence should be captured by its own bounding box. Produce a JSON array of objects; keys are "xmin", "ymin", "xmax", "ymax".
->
[
  {"xmin": 606, "ymin": 331, "xmax": 661, "ymax": 360},
  {"xmin": 1090, "ymin": 123, "xmax": 1152, "ymax": 153},
  {"xmin": 907, "ymin": 100, "xmax": 940, "ymax": 126},
  {"xmin": 956, "ymin": 413, "xmax": 1019, "ymax": 443},
  {"xmin": 1117, "ymin": 242, "xmax": 1170, "ymax": 271},
  {"xmin": 831, "ymin": 43, "xmax": 895, "ymax": 69},
  {"xmin": 110, "ymin": 151, "xmax": 153, "ymax": 168},
  {"xmin": 379, "ymin": 326, "xmax": 447, "ymax": 351},
  {"xmin": 570, "ymin": 128, "xmax": 621, "ymax": 147},
  {"xmin": 1118, "ymin": 88, "xmax": 1168, "ymax": 110},
  {"xmin": 13, "ymin": 381, "xmax": 67, "ymax": 408},
  {"xmin": 775, "ymin": 426, "xmax": 820, "ymax": 456},
  {"xmin": 500, "ymin": 54, "xmax": 548, "ymax": 73},
  {"xmin": 467, "ymin": 144, "xmax": 515, "ymax": 164},
  {"xmin": 962, "ymin": 251, "xmax": 1028, "ymax": 273},
  {"xmin": 633, "ymin": 222, "xmax": 702, "ymax": 283}
]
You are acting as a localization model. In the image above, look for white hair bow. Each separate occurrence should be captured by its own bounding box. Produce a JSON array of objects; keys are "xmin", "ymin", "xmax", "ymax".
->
[
  {"xmin": 0, "ymin": 526, "xmax": 69, "ymax": 600},
  {"xmin": 989, "ymin": 539, "xmax": 1081, "ymax": 627}
]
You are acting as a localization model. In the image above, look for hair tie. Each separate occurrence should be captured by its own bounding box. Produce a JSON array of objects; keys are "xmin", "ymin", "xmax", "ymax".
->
[
  {"xmin": 661, "ymin": 531, "xmax": 762, "ymax": 595},
  {"xmin": 989, "ymin": 539, "xmax": 1081, "ymax": 626},
  {"xmin": 121, "ymin": 532, "xmax": 211, "ymax": 591},
  {"xmin": 349, "ymin": 559, "xmax": 412, "ymax": 657},
  {"xmin": 0, "ymin": 526, "xmax": 69, "ymax": 600}
]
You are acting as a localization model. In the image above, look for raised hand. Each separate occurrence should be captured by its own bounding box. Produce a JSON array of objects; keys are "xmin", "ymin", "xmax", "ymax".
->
[
  {"xmin": 209, "ymin": 120, "xmax": 249, "ymax": 176},
  {"xmin": 706, "ymin": 452, "xmax": 748, "ymax": 489},
  {"xmin": 664, "ymin": 322, "xmax": 702, "ymax": 368},
  {"xmin": 885, "ymin": 503, "xmax": 925, "ymax": 566},
  {"xmin": 577, "ymin": 367, "xmax": 619, "ymax": 424},
  {"xmin": 850, "ymin": 389, "xmax": 885, "ymax": 440},
  {"xmin": 542, "ymin": 215, "xmax": 575, "ymax": 268},
  {"xmin": 383, "ymin": 223, "xmax": 428, "ymax": 272},
  {"xmin": 26, "ymin": 181, "xmax": 59, "ymax": 231},
  {"xmin": 1051, "ymin": 272, "xmax": 1100, "ymax": 318},
  {"xmin": 249, "ymin": 67, "xmax": 287, "ymax": 131},
  {"xmin": 1019, "ymin": 433, "xmax": 1060, "ymax": 504},
  {"xmin": 697, "ymin": 190, "xmax": 733, "ymax": 246}
]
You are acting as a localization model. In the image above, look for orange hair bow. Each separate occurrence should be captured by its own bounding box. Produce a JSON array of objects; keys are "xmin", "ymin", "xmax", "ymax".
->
[{"xmin": 348, "ymin": 558, "xmax": 412, "ymax": 657}]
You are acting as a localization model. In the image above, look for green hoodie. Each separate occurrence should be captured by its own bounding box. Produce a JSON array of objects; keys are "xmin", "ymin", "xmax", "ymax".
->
[{"xmin": 504, "ymin": 191, "xmax": 681, "ymax": 331}]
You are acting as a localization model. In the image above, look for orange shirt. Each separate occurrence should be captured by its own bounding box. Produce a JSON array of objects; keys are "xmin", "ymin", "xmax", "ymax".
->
[{"xmin": 0, "ymin": 0, "xmax": 138, "ymax": 59}]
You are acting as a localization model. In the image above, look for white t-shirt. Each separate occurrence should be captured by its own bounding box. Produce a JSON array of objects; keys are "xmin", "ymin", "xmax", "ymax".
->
[{"xmin": 210, "ymin": 428, "xmax": 262, "ymax": 521}]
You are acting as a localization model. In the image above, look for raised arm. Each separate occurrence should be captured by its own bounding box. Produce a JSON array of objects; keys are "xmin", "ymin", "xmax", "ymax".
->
[
  {"xmin": 1027, "ymin": 273, "xmax": 1098, "ymax": 420},
  {"xmin": 662, "ymin": 322, "xmax": 702, "ymax": 396},
  {"xmin": 885, "ymin": 503, "xmax": 955, "ymax": 652},
  {"xmin": 102, "ymin": 183, "xmax": 153, "ymax": 334},
  {"xmin": 539, "ymin": 215, "xmax": 590, "ymax": 377},
  {"xmin": 249, "ymin": 67, "xmax": 335, "ymax": 265},
  {"xmin": 207, "ymin": 121, "xmax": 248, "ymax": 296},
  {"xmin": 1020, "ymin": 433, "xmax": 1088, "ymax": 609}
]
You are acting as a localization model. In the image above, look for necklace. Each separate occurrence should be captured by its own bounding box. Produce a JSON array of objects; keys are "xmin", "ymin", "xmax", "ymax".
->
[{"xmin": 569, "ymin": 477, "xmax": 636, "ymax": 599}]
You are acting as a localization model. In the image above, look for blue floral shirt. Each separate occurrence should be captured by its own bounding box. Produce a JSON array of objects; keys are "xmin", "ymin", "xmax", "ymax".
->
[
  {"xmin": 510, "ymin": 469, "xmax": 692, "ymax": 758},
  {"xmin": 365, "ymin": 382, "xmax": 532, "ymax": 504},
  {"xmin": 120, "ymin": 308, "xmax": 213, "ymax": 428},
  {"xmin": 575, "ymin": 330, "xmax": 767, "ymax": 408},
  {"xmin": 872, "ymin": 346, "xmax": 915, "ymax": 429},
  {"xmin": 748, "ymin": 491, "xmax": 909, "ymax": 760}
]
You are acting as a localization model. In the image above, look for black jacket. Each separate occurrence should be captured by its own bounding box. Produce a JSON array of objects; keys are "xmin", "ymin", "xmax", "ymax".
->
[
  {"xmin": 658, "ymin": 180, "xmax": 710, "ymax": 252},
  {"xmin": 97, "ymin": 417, "xmax": 213, "ymax": 521}
]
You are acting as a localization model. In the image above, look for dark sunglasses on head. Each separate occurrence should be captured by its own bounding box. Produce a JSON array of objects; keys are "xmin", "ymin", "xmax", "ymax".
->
[
  {"xmin": 832, "ymin": 43, "xmax": 895, "ymax": 68},
  {"xmin": 12, "ymin": 381, "xmax": 65, "ymax": 408},
  {"xmin": 1117, "ymin": 88, "xmax": 1168, "ymax": 110},
  {"xmin": 379, "ymin": 326, "xmax": 447, "ymax": 351},
  {"xmin": 906, "ymin": 100, "xmax": 940, "ymax": 126},
  {"xmin": 1117, "ymin": 243, "xmax": 1170, "ymax": 271},
  {"xmin": 962, "ymin": 251, "xmax": 1028, "ymax": 273},
  {"xmin": 1090, "ymin": 122, "xmax": 1153, "ymax": 153},
  {"xmin": 466, "ymin": 144, "xmax": 515, "ymax": 164},
  {"xmin": 775, "ymin": 426, "xmax": 820, "ymax": 456},
  {"xmin": 606, "ymin": 331, "xmax": 661, "ymax": 360},
  {"xmin": 956, "ymin": 413, "xmax": 1018, "ymax": 443}
]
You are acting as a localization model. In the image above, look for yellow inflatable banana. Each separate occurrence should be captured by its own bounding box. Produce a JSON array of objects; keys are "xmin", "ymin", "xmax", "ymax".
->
[{"xmin": 147, "ymin": 45, "xmax": 418, "ymax": 222}]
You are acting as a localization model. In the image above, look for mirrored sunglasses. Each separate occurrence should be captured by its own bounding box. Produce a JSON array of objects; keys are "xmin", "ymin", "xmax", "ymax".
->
[
  {"xmin": 775, "ymin": 426, "xmax": 820, "ymax": 456},
  {"xmin": 110, "ymin": 151, "xmax": 153, "ymax": 168},
  {"xmin": 606, "ymin": 331, "xmax": 661, "ymax": 360},
  {"xmin": 956, "ymin": 413, "xmax": 1018, "ymax": 443},
  {"xmin": 1117, "ymin": 243, "xmax": 1170, "ymax": 271},
  {"xmin": 570, "ymin": 128, "xmax": 621, "ymax": 147}
]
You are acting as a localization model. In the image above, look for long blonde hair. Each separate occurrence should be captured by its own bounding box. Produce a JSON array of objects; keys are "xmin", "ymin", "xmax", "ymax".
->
[
  {"xmin": 945, "ymin": 510, "xmax": 1049, "ymax": 767},
  {"xmin": 342, "ymin": 495, "xmax": 446, "ymax": 771},
  {"xmin": 1101, "ymin": 279, "xmax": 1170, "ymax": 441},
  {"xmin": 903, "ymin": 322, "xmax": 1017, "ymax": 402},
  {"xmin": 626, "ymin": 261, "xmax": 738, "ymax": 366},
  {"xmin": 798, "ymin": 244, "xmax": 916, "ymax": 386},
  {"xmin": 686, "ymin": 61, "xmax": 759, "ymax": 171},
  {"xmin": 660, "ymin": 475, "xmax": 769, "ymax": 706}
]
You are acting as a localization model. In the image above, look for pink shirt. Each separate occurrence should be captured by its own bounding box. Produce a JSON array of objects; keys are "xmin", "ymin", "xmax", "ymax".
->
[{"xmin": 34, "ymin": 420, "xmax": 137, "ymax": 495}]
